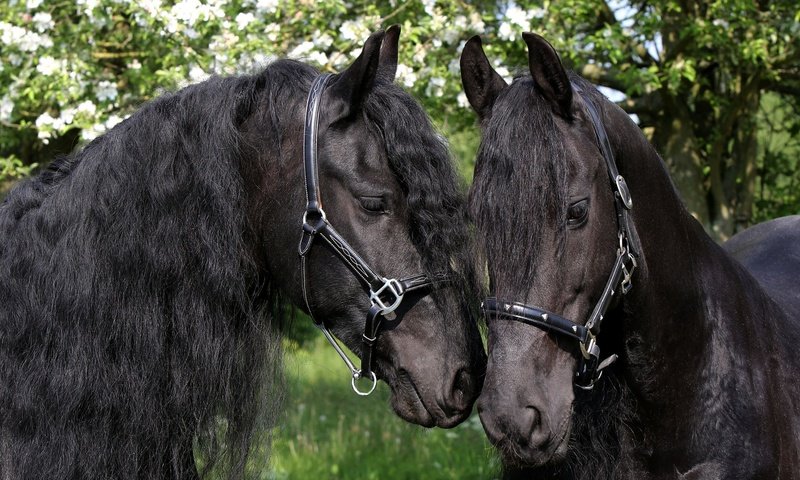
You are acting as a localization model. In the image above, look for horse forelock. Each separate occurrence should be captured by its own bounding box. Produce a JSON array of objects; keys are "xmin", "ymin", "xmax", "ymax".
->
[
  {"xmin": 363, "ymin": 84, "xmax": 476, "ymax": 317},
  {"xmin": 0, "ymin": 61, "xmax": 322, "ymax": 479},
  {"xmin": 469, "ymin": 75, "xmax": 568, "ymax": 297}
]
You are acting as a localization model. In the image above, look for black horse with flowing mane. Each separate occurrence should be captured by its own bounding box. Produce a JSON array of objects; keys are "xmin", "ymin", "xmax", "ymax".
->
[
  {"xmin": 0, "ymin": 27, "xmax": 485, "ymax": 479},
  {"xmin": 461, "ymin": 33, "xmax": 800, "ymax": 479}
]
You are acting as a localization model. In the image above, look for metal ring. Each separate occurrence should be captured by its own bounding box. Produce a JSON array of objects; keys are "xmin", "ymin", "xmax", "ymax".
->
[
  {"xmin": 302, "ymin": 208, "xmax": 327, "ymax": 226},
  {"xmin": 351, "ymin": 371, "xmax": 378, "ymax": 396}
]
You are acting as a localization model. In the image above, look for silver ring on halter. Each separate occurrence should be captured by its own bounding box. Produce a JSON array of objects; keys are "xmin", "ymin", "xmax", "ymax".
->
[{"xmin": 351, "ymin": 370, "xmax": 378, "ymax": 396}]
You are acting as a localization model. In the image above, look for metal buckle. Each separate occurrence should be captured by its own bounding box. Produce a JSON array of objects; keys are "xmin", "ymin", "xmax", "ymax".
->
[
  {"xmin": 615, "ymin": 175, "xmax": 633, "ymax": 209},
  {"xmin": 579, "ymin": 332, "xmax": 599, "ymax": 361},
  {"xmin": 369, "ymin": 277, "xmax": 405, "ymax": 316}
]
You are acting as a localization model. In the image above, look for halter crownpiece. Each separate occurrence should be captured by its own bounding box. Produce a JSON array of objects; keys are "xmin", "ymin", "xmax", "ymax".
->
[
  {"xmin": 298, "ymin": 73, "xmax": 450, "ymax": 395},
  {"xmin": 482, "ymin": 81, "xmax": 640, "ymax": 390}
]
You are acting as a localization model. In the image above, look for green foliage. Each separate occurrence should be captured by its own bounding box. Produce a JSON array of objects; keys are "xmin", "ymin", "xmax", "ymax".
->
[
  {"xmin": 0, "ymin": 0, "xmax": 493, "ymax": 188},
  {"xmin": 263, "ymin": 337, "xmax": 499, "ymax": 479},
  {"xmin": 4, "ymin": 1, "xmax": 797, "ymax": 227},
  {"xmin": 754, "ymin": 93, "xmax": 800, "ymax": 222}
]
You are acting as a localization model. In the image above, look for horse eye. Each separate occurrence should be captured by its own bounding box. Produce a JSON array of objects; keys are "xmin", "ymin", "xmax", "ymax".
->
[
  {"xmin": 567, "ymin": 199, "xmax": 589, "ymax": 227},
  {"xmin": 359, "ymin": 196, "xmax": 387, "ymax": 214}
]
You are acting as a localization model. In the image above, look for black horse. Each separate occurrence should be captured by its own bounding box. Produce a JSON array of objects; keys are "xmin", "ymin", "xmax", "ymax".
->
[
  {"xmin": 0, "ymin": 27, "xmax": 485, "ymax": 479},
  {"xmin": 461, "ymin": 33, "xmax": 800, "ymax": 479}
]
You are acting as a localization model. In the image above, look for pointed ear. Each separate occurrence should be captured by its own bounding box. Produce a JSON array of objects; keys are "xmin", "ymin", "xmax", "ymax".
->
[
  {"xmin": 460, "ymin": 35, "xmax": 508, "ymax": 121},
  {"xmin": 324, "ymin": 29, "xmax": 385, "ymax": 123},
  {"xmin": 376, "ymin": 24, "xmax": 400, "ymax": 83},
  {"xmin": 522, "ymin": 32, "xmax": 573, "ymax": 119}
]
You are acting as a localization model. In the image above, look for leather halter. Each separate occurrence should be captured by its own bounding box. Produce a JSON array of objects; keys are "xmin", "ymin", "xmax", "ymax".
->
[
  {"xmin": 482, "ymin": 81, "xmax": 640, "ymax": 390},
  {"xmin": 298, "ymin": 73, "xmax": 449, "ymax": 395}
]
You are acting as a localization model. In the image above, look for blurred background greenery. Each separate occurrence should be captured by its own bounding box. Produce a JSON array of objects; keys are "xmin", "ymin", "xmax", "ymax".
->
[
  {"xmin": 2, "ymin": 0, "xmax": 799, "ymax": 478},
  {"xmin": 262, "ymin": 333, "xmax": 499, "ymax": 480}
]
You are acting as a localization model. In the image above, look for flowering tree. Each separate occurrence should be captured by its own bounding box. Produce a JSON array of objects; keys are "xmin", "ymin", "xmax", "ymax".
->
[
  {"xmin": 1, "ymin": 0, "xmax": 498, "ymax": 187},
  {"xmin": 2, "ymin": 0, "xmax": 798, "ymax": 233}
]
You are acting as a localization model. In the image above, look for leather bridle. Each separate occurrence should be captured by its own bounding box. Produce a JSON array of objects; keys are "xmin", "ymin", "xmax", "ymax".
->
[
  {"xmin": 481, "ymin": 81, "xmax": 640, "ymax": 390},
  {"xmin": 298, "ymin": 73, "xmax": 449, "ymax": 395}
]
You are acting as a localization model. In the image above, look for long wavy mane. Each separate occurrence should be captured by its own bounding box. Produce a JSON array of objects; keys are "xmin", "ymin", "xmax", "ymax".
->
[
  {"xmin": 0, "ymin": 64, "xmax": 299, "ymax": 479},
  {"xmin": 468, "ymin": 75, "xmax": 568, "ymax": 297},
  {"xmin": 363, "ymin": 82, "xmax": 474, "ymax": 315},
  {"xmin": 1, "ymin": 57, "xmax": 475, "ymax": 479}
]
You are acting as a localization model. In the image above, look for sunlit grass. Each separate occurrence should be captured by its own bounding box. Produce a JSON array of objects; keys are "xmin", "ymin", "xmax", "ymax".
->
[{"xmin": 260, "ymin": 337, "xmax": 499, "ymax": 479}]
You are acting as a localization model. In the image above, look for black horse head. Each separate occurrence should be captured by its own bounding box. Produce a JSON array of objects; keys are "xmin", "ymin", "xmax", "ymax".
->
[
  {"xmin": 0, "ymin": 27, "xmax": 484, "ymax": 479},
  {"xmin": 463, "ymin": 33, "xmax": 800, "ymax": 478},
  {"xmin": 243, "ymin": 26, "xmax": 485, "ymax": 428},
  {"xmin": 462, "ymin": 34, "xmax": 623, "ymax": 466}
]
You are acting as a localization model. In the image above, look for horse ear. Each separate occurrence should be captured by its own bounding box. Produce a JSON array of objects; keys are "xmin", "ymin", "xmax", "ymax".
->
[
  {"xmin": 522, "ymin": 32, "xmax": 573, "ymax": 119},
  {"xmin": 377, "ymin": 24, "xmax": 400, "ymax": 82},
  {"xmin": 324, "ymin": 29, "xmax": 386, "ymax": 122},
  {"xmin": 460, "ymin": 35, "xmax": 508, "ymax": 121}
]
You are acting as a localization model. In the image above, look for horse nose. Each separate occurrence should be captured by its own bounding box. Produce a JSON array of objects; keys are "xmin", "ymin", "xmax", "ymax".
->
[
  {"xmin": 435, "ymin": 367, "xmax": 481, "ymax": 426},
  {"xmin": 477, "ymin": 397, "xmax": 550, "ymax": 450}
]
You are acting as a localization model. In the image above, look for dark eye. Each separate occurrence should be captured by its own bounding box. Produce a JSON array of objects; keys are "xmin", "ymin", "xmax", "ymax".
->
[
  {"xmin": 567, "ymin": 199, "xmax": 589, "ymax": 227},
  {"xmin": 359, "ymin": 196, "xmax": 387, "ymax": 214}
]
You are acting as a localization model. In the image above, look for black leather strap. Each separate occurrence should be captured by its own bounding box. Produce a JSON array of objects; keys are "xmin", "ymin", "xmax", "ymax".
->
[
  {"xmin": 302, "ymin": 73, "xmax": 331, "ymax": 216},
  {"xmin": 483, "ymin": 298, "xmax": 589, "ymax": 343}
]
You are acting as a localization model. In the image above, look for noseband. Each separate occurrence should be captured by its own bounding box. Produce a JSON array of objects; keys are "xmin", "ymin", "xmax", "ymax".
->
[
  {"xmin": 298, "ymin": 74, "xmax": 448, "ymax": 395},
  {"xmin": 482, "ymin": 82, "xmax": 640, "ymax": 390}
]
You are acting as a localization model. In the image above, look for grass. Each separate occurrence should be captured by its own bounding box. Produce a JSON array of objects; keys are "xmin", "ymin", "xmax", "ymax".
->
[{"xmin": 259, "ymin": 337, "xmax": 500, "ymax": 480}]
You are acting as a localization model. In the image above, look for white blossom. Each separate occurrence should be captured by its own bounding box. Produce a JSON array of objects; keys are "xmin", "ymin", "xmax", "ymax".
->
[
  {"xmin": 0, "ymin": 96, "xmax": 13, "ymax": 122},
  {"xmin": 426, "ymin": 76, "xmax": 446, "ymax": 98},
  {"xmin": 59, "ymin": 107, "xmax": 76, "ymax": 125},
  {"xmin": 235, "ymin": 12, "xmax": 255, "ymax": 30},
  {"xmin": 314, "ymin": 31, "xmax": 334, "ymax": 50},
  {"xmin": 76, "ymin": 100, "xmax": 97, "ymax": 116},
  {"xmin": 264, "ymin": 23, "xmax": 280, "ymax": 42},
  {"xmin": 396, "ymin": 63, "xmax": 416, "ymax": 88},
  {"xmin": 288, "ymin": 41, "xmax": 314, "ymax": 59},
  {"xmin": 1, "ymin": 22, "xmax": 53, "ymax": 51},
  {"xmin": 498, "ymin": 21, "xmax": 514, "ymax": 41},
  {"xmin": 105, "ymin": 114, "xmax": 123, "ymax": 129},
  {"xmin": 95, "ymin": 80, "xmax": 118, "ymax": 102},
  {"xmin": 505, "ymin": 4, "xmax": 531, "ymax": 28},
  {"xmin": 36, "ymin": 56, "xmax": 64, "ymax": 76},
  {"xmin": 26, "ymin": 0, "xmax": 43, "ymax": 9},
  {"xmin": 188, "ymin": 65, "xmax": 209, "ymax": 83},
  {"xmin": 32, "ymin": 12, "xmax": 54, "ymax": 32},
  {"xmin": 76, "ymin": 0, "xmax": 101, "ymax": 16},
  {"xmin": 137, "ymin": 0, "xmax": 161, "ymax": 15},
  {"xmin": 340, "ymin": 20, "xmax": 369, "ymax": 43},
  {"xmin": 128, "ymin": 59, "xmax": 142, "ymax": 70},
  {"xmin": 253, "ymin": 0, "xmax": 278, "ymax": 14},
  {"xmin": 421, "ymin": 0, "xmax": 436, "ymax": 16},
  {"xmin": 307, "ymin": 51, "xmax": 327, "ymax": 66},
  {"xmin": 457, "ymin": 91, "xmax": 470, "ymax": 109}
]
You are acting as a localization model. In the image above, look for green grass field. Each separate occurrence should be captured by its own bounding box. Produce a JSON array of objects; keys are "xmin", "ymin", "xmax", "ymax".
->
[{"xmin": 262, "ymin": 337, "xmax": 500, "ymax": 479}]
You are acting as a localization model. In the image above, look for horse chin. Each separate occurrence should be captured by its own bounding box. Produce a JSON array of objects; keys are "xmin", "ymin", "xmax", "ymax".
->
[
  {"xmin": 382, "ymin": 367, "xmax": 469, "ymax": 428},
  {"xmin": 493, "ymin": 416, "xmax": 572, "ymax": 469}
]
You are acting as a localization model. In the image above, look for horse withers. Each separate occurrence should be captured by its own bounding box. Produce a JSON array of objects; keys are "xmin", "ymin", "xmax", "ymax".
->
[
  {"xmin": 461, "ymin": 32, "xmax": 800, "ymax": 479},
  {"xmin": 0, "ymin": 27, "xmax": 485, "ymax": 479}
]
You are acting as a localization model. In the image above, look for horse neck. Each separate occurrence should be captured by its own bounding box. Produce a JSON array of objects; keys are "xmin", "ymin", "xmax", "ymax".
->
[{"xmin": 611, "ymin": 113, "xmax": 790, "ymax": 398}]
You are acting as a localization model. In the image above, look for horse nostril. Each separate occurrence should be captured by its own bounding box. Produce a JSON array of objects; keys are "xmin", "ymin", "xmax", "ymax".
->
[
  {"xmin": 525, "ymin": 405, "xmax": 549, "ymax": 447},
  {"xmin": 447, "ymin": 368, "xmax": 477, "ymax": 412}
]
